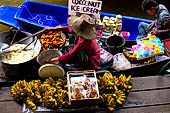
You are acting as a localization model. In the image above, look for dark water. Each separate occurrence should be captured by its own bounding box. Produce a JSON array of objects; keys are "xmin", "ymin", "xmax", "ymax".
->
[{"xmin": 0, "ymin": 0, "xmax": 170, "ymax": 32}]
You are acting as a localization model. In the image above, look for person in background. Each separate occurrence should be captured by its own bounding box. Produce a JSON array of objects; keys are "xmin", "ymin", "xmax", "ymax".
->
[
  {"xmin": 137, "ymin": 0, "xmax": 170, "ymax": 40},
  {"xmin": 44, "ymin": 14, "xmax": 100, "ymax": 70}
]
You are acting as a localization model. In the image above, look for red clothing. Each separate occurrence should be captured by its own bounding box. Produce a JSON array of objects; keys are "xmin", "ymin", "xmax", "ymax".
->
[{"xmin": 58, "ymin": 36, "xmax": 100, "ymax": 70}]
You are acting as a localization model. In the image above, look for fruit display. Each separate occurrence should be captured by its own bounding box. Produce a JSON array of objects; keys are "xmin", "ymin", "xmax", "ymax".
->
[
  {"xmin": 11, "ymin": 80, "xmax": 27, "ymax": 101},
  {"xmin": 11, "ymin": 77, "xmax": 69, "ymax": 110},
  {"xmin": 123, "ymin": 51, "xmax": 156, "ymax": 65},
  {"xmin": 39, "ymin": 30, "xmax": 65, "ymax": 51},
  {"xmin": 97, "ymin": 72, "xmax": 132, "ymax": 111},
  {"xmin": 11, "ymin": 72, "xmax": 132, "ymax": 112}
]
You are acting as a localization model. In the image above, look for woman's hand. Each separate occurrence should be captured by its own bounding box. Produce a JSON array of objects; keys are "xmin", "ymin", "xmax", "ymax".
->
[
  {"xmin": 149, "ymin": 22, "xmax": 155, "ymax": 29},
  {"xmin": 150, "ymin": 30, "xmax": 160, "ymax": 35},
  {"xmin": 50, "ymin": 57, "xmax": 58, "ymax": 62},
  {"xmin": 49, "ymin": 57, "xmax": 59, "ymax": 64}
]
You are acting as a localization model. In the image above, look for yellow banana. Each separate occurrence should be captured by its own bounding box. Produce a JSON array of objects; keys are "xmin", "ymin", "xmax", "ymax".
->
[{"xmin": 117, "ymin": 99, "xmax": 123, "ymax": 105}]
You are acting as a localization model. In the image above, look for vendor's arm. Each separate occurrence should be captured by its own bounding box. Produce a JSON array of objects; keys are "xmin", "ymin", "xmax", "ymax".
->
[
  {"xmin": 159, "ymin": 21, "xmax": 170, "ymax": 33},
  {"xmin": 149, "ymin": 21, "xmax": 155, "ymax": 29},
  {"xmin": 150, "ymin": 21, "xmax": 170, "ymax": 35},
  {"xmin": 58, "ymin": 36, "xmax": 87, "ymax": 63},
  {"xmin": 44, "ymin": 26, "xmax": 73, "ymax": 33},
  {"xmin": 151, "ymin": 13, "xmax": 170, "ymax": 35},
  {"xmin": 50, "ymin": 57, "xmax": 59, "ymax": 62}
]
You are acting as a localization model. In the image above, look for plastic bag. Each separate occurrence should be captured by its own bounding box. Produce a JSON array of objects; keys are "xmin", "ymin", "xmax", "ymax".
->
[
  {"xmin": 100, "ymin": 48, "xmax": 113, "ymax": 65},
  {"xmin": 112, "ymin": 53, "xmax": 131, "ymax": 71}
]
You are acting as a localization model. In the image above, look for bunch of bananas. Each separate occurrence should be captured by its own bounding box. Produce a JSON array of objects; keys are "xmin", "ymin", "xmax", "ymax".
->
[
  {"xmin": 97, "ymin": 72, "xmax": 132, "ymax": 111},
  {"xmin": 40, "ymin": 84, "xmax": 51, "ymax": 93},
  {"xmin": 114, "ymin": 89, "xmax": 126, "ymax": 104},
  {"xmin": 57, "ymin": 89, "xmax": 69, "ymax": 108},
  {"xmin": 43, "ymin": 77, "xmax": 55, "ymax": 86},
  {"xmin": 43, "ymin": 87, "xmax": 58, "ymax": 108},
  {"xmin": 143, "ymin": 57, "xmax": 156, "ymax": 65},
  {"xmin": 24, "ymin": 80, "xmax": 42, "ymax": 110},
  {"xmin": 11, "ymin": 80, "xmax": 27, "ymax": 101},
  {"xmin": 99, "ymin": 93, "xmax": 116, "ymax": 111},
  {"xmin": 118, "ymin": 74, "xmax": 132, "ymax": 93},
  {"xmin": 26, "ymin": 96, "xmax": 37, "ymax": 111},
  {"xmin": 25, "ymin": 80, "xmax": 42, "ymax": 103},
  {"xmin": 123, "ymin": 51, "xmax": 137, "ymax": 62},
  {"xmin": 97, "ymin": 72, "xmax": 118, "ymax": 94},
  {"xmin": 41, "ymin": 77, "xmax": 69, "ymax": 108},
  {"xmin": 55, "ymin": 78, "xmax": 64, "ymax": 91},
  {"xmin": 11, "ymin": 77, "xmax": 69, "ymax": 111},
  {"xmin": 123, "ymin": 51, "xmax": 156, "ymax": 65}
]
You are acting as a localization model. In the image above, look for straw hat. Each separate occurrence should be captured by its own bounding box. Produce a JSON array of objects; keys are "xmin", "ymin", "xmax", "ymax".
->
[{"xmin": 67, "ymin": 14, "xmax": 96, "ymax": 40}]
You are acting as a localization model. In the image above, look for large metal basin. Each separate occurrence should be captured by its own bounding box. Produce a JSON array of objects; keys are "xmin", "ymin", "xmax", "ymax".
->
[{"xmin": 0, "ymin": 28, "xmax": 41, "ymax": 80}]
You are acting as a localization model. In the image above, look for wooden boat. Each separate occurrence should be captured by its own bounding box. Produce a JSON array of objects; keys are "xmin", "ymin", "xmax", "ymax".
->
[
  {"xmin": 0, "ymin": 1, "xmax": 170, "ymax": 78},
  {"xmin": 109, "ymin": 40, "xmax": 170, "ymax": 77},
  {"xmin": 0, "ymin": 1, "xmax": 152, "ymax": 40}
]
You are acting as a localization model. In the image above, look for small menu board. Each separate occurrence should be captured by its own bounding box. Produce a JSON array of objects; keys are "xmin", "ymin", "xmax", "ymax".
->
[{"xmin": 67, "ymin": 70, "xmax": 99, "ymax": 108}]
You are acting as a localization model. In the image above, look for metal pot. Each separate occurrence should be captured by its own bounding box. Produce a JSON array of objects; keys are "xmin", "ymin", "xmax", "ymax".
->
[
  {"xmin": 37, "ymin": 49, "xmax": 62, "ymax": 65},
  {"xmin": 0, "ymin": 27, "xmax": 41, "ymax": 80}
]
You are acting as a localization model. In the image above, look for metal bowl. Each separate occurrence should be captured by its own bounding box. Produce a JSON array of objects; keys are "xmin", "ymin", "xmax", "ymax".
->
[
  {"xmin": 0, "ymin": 43, "xmax": 9, "ymax": 51},
  {"xmin": 37, "ymin": 49, "xmax": 62, "ymax": 65},
  {"xmin": 0, "ymin": 28, "xmax": 41, "ymax": 64},
  {"xmin": 38, "ymin": 64, "xmax": 65, "ymax": 79}
]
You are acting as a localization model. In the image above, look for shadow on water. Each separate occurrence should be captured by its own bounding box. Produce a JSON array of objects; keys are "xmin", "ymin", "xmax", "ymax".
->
[{"xmin": 0, "ymin": 0, "xmax": 170, "ymax": 32}]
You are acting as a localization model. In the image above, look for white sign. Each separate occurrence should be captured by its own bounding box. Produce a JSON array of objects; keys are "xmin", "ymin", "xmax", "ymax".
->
[{"xmin": 68, "ymin": 0, "xmax": 102, "ymax": 19}]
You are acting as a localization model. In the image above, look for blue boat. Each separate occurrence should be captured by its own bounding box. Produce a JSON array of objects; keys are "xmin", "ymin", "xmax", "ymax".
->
[{"xmin": 0, "ymin": 1, "xmax": 152, "ymax": 40}]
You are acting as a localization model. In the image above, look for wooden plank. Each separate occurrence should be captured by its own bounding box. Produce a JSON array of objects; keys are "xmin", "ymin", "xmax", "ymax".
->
[
  {"xmin": 123, "ymin": 88, "xmax": 170, "ymax": 108},
  {"xmin": 1, "ymin": 87, "xmax": 170, "ymax": 108},
  {"xmin": 112, "ymin": 104, "xmax": 170, "ymax": 113},
  {"xmin": 0, "ymin": 97, "xmax": 170, "ymax": 113},
  {"xmin": 0, "ymin": 101, "xmax": 22, "ymax": 113},
  {"xmin": 1, "ymin": 88, "xmax": 170, "ymax": 113},
  {"xmin": 0, "ymin": 87, "xmax": 13, "ymax": 101},
  {"xmin": 1, "ymin": 75, "xmax": 170, "ymax": 102},
  {"xmin": 1, "ymin": 102, "xmax": 170, "ymax": 113},
  {"xmin": 1, "ymin": 76, "xmax": 170, "ymax": 113},
  {"xmin": 131, "ymin": 75, "xmax": 170, "ymax": 91}
]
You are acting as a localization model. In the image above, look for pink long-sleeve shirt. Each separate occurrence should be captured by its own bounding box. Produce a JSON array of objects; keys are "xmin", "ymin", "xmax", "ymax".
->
[{"xmin": 58, "ymin": 36, "xmax": 100, "ymax": 70}]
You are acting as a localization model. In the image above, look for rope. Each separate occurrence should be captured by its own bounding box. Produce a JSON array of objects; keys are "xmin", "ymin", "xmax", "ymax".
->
[{"xmin": 19, "ymin": 5, "xmax": 60, "ymax": 25}]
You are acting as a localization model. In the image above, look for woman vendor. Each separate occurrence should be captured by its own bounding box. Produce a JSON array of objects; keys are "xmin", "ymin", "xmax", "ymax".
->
[{"xmin": 44, "ymin": 14, "xmax": 100, "ymax": 70}]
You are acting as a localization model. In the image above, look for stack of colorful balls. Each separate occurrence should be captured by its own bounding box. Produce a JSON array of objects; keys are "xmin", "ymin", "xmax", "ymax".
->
[{"xmin": 131, "ymin": 35, "xmax": 164, "ymax": 60}]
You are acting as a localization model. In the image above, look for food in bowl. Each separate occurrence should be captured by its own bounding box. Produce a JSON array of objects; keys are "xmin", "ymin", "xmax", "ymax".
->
[
  {"xmin": 1, "ymin": 44, "xmax": 39, "ymax": 64},
  {"xmin": 86, "ymin": 88, "xmax": 97, "ymax": 98},
  {"xmin": 39, "ymin": 30, "xmax": 65, "ymax": 51}
]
